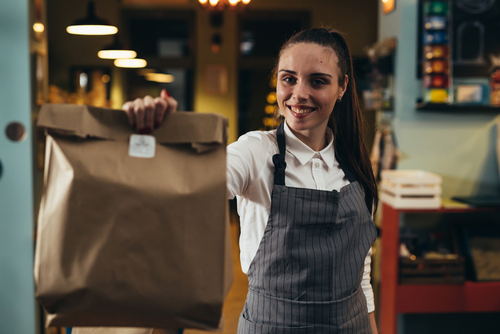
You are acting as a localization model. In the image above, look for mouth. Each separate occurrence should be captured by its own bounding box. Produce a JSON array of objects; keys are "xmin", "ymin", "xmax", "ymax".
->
[{"xmin": 287, "ymin": 105, "xmax": 316, "ymax": 116}]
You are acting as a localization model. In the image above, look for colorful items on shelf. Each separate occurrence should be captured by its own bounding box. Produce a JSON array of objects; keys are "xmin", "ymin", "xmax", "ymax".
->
[
  {"xmin": 422, "ymin": 1, "xmax": 451, "ymax": 103},
  {"xmin": 489, "ymin": 54, "xmax": 500, "ymax": 106},
  {"xmin": 490, "ymin": 68, "xmax": 500, "ymax": 106},
  {"xmin": 424, "ymin": 45, "xmax": 448, "ymax": 59},
  {"xmin": 423, "ymin": 0, "xmax": 448, "ymax": 15}
]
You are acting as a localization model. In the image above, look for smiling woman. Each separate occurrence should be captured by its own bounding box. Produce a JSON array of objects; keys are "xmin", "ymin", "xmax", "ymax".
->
[
  {"xmin": 121, "ymin": 27, "xmax": 379, "ymax": 334},
  {"xmin": 271, "ymin": 29, "xmax": 377, "ymax": 213}
]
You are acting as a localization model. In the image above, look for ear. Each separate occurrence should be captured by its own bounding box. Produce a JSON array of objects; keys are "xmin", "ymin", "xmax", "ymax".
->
[{"xmin": 339, "ymin": 74, "xmax": 348, "ymax": 99}]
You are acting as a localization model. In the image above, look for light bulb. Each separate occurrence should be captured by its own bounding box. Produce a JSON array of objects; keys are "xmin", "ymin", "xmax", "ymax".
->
[{"xmin": 33, "ymin": 23, "xmax": 45, "ymax": 33}]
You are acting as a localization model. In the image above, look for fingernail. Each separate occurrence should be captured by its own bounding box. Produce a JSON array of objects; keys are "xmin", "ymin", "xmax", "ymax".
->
[
  {"xmin": 165, "ymin": 90, "xmax": 171, "ymax": 97},
  {"xmin": 145, "ymin": 127, "xmax": 152, "ymax": 134},
  {"xmin": 154, "ymin": 121, "xmax": 160, "ymax": 129}
]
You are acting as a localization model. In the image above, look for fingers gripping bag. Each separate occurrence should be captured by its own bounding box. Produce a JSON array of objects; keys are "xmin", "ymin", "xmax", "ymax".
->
[{"xmin": 34, "ymin": 104, "xmax": 233, "ymax": 330}]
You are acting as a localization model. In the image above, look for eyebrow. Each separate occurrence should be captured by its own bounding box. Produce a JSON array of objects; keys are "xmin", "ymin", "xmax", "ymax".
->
[{"xmin": 278, "ymin": 69, "xmax": 332, "ymax": 77}]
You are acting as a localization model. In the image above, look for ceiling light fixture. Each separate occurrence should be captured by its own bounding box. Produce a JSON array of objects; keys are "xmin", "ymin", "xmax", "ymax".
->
[
  {"xmin": 98, "ymin": 49, "xmax": 137, "ymax": 59},
  {"xmin": 382, "ymin": 0, "xmax": 396, "ymax": 14},
  {"xmin": 33, "ymin": 23, "xmax": 45, "ymax": 33},
  {"xmin": 98, "ymin": 35, "xmax": 137, "ymax": 59},
  {"xmin": 67, "ymin": 1, "xmax": 118, "ymax": 36},
  {"xmin": 144, "ymin": 73, "xmax": 175, "ymax": 83},
  {"xmin": 198, "ymin": 0, "xmax": 251, "ymax": 11},
  {"xmin": 114, "ymin": 58, "xmax": 147, "ymax": 68}
]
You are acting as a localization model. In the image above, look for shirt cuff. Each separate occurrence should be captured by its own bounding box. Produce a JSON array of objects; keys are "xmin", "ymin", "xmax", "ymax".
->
[{"xmin": 361, "ymin": 247, "xmax": 375, "ymax": 313}]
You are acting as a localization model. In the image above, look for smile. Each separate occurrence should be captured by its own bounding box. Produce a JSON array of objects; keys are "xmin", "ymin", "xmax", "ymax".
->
[{"xmin": 289, "ymin": 106, "xmax": 315, "ymax": 114}]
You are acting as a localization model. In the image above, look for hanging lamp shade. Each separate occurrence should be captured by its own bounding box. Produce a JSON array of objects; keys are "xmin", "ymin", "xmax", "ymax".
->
[
  {"xmin": 114, "ymin": 58, "xmax": 147, "ymax": 68},
  {"xmin": 67, "ymin": 1, "xmax": 118, "ymax": 36},
  {"xmin": 98, "ymin": 35, "xmax": 137, "ymax": 59},
  {"xmin": 144, "ymin": 73, "xmax": 175, "ymax": 83}
]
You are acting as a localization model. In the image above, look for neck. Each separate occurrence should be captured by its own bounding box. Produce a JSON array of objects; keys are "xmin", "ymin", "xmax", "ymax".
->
[{"xmin": 288, "ymin": 123, "xmax": 329, "ymax": 152}]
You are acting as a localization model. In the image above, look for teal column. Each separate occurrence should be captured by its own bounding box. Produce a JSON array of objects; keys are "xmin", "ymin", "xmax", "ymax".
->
[{"xmin": 0, "ymin": 0, "xmax": 36, "ymax": 333}]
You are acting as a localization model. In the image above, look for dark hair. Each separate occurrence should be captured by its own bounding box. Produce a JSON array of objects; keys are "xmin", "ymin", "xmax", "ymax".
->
[{"xmin": 275, "ymin": 28, "xmax": 378, "ymax": 213}]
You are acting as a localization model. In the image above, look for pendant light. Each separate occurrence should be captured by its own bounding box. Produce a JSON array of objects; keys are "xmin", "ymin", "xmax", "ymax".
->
[
  {"xmin": 199, "ymin": 0, "xmax": 251, "ymax": 11},
  {"xmin": 144, "ymin": 73, "xmax": 175, "ymax": 83},
  {"xmin": 67, "ymin": 1, "xmax": 118, "ymax": 36},
  {"xmin": 98, "ymin": 35, "xmax": 137, "ymax": 59},
  {"xmin": 114, "ymin": 58, "xmax": 147, "ymax": 68}
]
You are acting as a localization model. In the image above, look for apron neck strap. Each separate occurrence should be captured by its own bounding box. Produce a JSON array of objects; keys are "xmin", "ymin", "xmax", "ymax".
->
[{"xmin": 272, "ymin": 122, "xmax": 287, "ymax": 186}]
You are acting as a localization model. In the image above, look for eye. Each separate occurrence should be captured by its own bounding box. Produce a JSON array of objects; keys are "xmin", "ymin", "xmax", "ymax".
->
[
  {"xmin": 282, "ymin": 76, "xmax": 296, "ymax": 84},
  {"xmin": 311, "ymin": 78, "xmax": 326, "ymax": 86}
]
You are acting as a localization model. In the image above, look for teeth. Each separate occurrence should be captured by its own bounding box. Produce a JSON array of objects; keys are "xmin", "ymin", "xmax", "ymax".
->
[{"xmin": 290, "ymin": 107, "xmax": 313, "ymax": 114}]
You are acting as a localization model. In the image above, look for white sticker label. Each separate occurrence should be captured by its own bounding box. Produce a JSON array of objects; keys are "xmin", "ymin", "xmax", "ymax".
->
[{"xmin": 129, "ymin": 134, "xmax": 156, "ymax": 158}]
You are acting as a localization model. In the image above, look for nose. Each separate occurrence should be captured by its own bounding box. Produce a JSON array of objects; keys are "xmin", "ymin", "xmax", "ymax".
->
[{"xmin": 292, "ymin": 80, "xmax": 309, "ymax": 101}]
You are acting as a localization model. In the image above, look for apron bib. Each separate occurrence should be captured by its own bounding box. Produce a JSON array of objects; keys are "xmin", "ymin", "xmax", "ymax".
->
[{"xmin": 237, "ymin": 122, "xmax": 377, "ymax": 334}]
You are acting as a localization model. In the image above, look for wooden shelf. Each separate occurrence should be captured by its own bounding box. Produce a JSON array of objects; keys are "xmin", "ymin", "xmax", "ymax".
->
[
  {"xmin": 385, "ymin": 205, "xmax": 500, "ymax": 214},
  {"xmin": 416, "ymin": 102, "xmax": 500, "ymax": 112},
  {"xmin": 379, "ymin": 203, "xmax": 500, "ymax": 334},
  {"xmin": 396, "ymin": 281, "xmax": 500, "ymax": 314}
]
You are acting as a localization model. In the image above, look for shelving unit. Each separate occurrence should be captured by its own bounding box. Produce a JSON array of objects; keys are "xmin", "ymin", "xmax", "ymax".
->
[
  {"xmin": 379, "ymin": 203, "xmax": 500, "ymax": 334},
  {"xmin": 416, "ymin": 102, "xmax": 500, "ymax": 112}
]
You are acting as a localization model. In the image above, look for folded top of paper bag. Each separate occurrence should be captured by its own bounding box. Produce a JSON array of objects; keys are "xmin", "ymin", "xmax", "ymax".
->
[{"xmin": 38, "ymin": 104, "xmax": 227, "ymax": 147}]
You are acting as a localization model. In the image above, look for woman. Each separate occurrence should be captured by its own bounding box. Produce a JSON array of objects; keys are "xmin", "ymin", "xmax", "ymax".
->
[{"xmin": 123, "ymin": 28, "xmax": 378, "ymax": 334}]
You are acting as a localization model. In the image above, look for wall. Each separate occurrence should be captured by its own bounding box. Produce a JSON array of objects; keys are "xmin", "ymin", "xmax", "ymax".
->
[
  {"xmin": 379, "ymin": 1, "xmax": 500, "ymax": 333},
  {"xmin": 0, "ymin": 0, "xmax": 37, "ymax": 333},
  {"xmin": 379, "ymin": 0, "xmax": 500, "ymax": 199},
  {"xmin": 47, "ymin": 0, "xmax": 378, "ymax": 144}
]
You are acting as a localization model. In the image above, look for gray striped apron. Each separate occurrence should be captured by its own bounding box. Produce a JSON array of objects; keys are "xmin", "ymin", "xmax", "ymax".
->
[{"xmin": 237, "ymin": 122, "xmax": 377, "ymax": 334}]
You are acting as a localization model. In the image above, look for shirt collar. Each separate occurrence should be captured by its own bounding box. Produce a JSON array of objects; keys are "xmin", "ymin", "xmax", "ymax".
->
[{"xmin": 283, "ymin": 121, "xmax": 335, "ymax": 170}]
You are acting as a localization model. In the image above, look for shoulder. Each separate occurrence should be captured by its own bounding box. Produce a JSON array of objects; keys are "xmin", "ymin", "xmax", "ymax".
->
[
  {"xmin": 228, "ymin": 129, "xmax": 278, "ymax": 153},
  {"xmin": 226, "ymin": 129, "xmax": 277, "ymax": 198}
]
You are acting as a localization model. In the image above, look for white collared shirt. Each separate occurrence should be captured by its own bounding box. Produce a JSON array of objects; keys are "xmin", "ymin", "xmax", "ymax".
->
[{"xmin": 226, "ymin": 121, "xmax": 375, "ymax": 312}]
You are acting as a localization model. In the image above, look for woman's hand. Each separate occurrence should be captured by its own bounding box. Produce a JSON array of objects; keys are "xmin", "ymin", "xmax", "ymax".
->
[{"xmin": 121, "ymin": 89, "xmax": 178, "ymax": 134}]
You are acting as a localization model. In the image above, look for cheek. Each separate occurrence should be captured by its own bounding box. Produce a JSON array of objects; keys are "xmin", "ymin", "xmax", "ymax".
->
[
  {"xmin": 327, "ymin": 89, "xmax": 340, "ymax": 105},
  {"xmin": 276, "ymin": 86, "xmax": 288, "ymax": 106}
]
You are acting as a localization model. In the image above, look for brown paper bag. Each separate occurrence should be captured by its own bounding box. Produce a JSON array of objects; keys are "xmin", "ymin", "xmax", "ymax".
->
[{"xmin": 34, "ymin": 104, "xmax": 233, "ymax": 330}]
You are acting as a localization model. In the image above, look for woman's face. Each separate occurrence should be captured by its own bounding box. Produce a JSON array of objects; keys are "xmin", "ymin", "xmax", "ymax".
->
[{"xmin": 277, "ymin": 42, "xmax": 347, "ymax": 140}]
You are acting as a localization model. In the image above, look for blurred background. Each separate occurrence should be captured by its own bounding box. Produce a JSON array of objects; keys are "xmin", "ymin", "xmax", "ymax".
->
[{"xmin": 2, "ymin": 0, "xmax": 500, "ymax": 334}]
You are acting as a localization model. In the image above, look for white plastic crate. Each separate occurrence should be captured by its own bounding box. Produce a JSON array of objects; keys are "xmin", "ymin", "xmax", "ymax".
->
[{"xmin": 380, "ymin": 170, "xmax": 442, "ymax": 209}]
